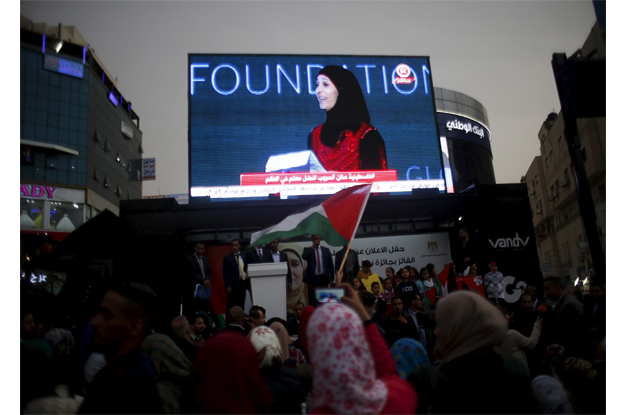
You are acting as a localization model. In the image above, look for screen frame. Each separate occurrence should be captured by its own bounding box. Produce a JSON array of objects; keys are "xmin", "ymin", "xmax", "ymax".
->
[{"xmin": 187, "ymin": 53, "xmax": 447, "ymax": 200}]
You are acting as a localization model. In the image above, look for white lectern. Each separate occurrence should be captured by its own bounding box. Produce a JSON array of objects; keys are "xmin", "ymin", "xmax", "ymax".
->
[{"xmin": 247, "ymin": 262, "xmax": 288, "ymax": 321}]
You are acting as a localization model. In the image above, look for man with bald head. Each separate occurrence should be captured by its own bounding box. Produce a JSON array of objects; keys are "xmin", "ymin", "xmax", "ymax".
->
[
  {"xmin": 170, "ymin": 315, "xmax": 198, "ymax": 362},
  {"xmin": 222, "ymin": 306, "xmax": 248, "ymax": 335}
]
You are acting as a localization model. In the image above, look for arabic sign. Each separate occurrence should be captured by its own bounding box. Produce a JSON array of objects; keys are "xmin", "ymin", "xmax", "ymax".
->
[
  {"xmin": 283, "ymin": 233, "xmax": 452, "ymax": 280},
  {"xmin": 436, "ymin": 112, "xmax": 491, "ymax": 154},
  {"xmin": 142, "ymin": 158, "xmax": 156, "ymax": 181},
  {"xmin": 240, "ymin": 170, "xmax": 397, "ymax": 186}
]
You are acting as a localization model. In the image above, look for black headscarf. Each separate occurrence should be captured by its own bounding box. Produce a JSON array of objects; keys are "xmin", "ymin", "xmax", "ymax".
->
[{"xmin": 318, "ymin": 66, "xmax": 371, "ymax": 147}]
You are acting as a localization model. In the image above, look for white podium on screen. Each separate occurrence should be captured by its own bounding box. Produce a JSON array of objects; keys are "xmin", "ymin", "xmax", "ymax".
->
[{"xmin": 247, "ymin": 262, "xmax": 288, "ymax": 321}]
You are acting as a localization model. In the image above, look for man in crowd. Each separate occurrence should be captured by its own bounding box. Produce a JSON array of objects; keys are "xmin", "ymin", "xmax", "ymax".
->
[
  {"xmin": 334, "ymin": 244, "xmax": 359, "ymax": 284},
  {"xmin": 249, "ymin": 305, "xmax": 267, "ymax": 328},
  {"xmin": 455, "ymin": 227, "xmax": 482, "ymax": 276},
  {"xmin": 287, "ymin": 301, "xmax": 305, "ymax": 336},
  {"xmin": 302, "ymin": 235, "xmax": 335, "ymax": 306},
  {"xmin": 583, "ymin": 282, "xmax": 606, "ymax": 347},
  {"xmin": 386, "ymin": 296, "xmax": 420, "ymax": 341},
  {"xmin": 264, "ymin": 238, "xmax": 293, "ymax": 292},
  {"xmin": 542, "ymin": 277, "xmax": 591, "ymax": 358},
  {"xmin": 246, "ymin": 242, "xmax": 267, "ymax": 265},
  {"xmin": 189, "ymin": 314, "xmax": 207, "ymax": 348},
  {"xmin": 405, "ymin": 292, "xmax": 433, "ymax": 351},
  {"xmin": 78, "ymin": 282, "xmax": 162, "ymax": 414},
  {"xmin": 223, "ymin": 239, "xmax": 249, "ymax": 310},
  {"xmin": 222, "ymin": 306, "xmax": 248, "ymax": 334},
  {"xmin": 184, "ymin": 241, "xmax": 212, "ymax": 315},
  {"xmin": 524, "ymin": 285, "xmax": 543, "ymax": 312},
  {"xmin": 483, "ymin": 262, "xmax": 505, "ymax": 306},
  {"xmin": 170, "ymin": 315, "xmax": 199, "ymax": 362},
  {"xmin": 509, "ymin": 293, "xmax": 537, "ymax": 337}
]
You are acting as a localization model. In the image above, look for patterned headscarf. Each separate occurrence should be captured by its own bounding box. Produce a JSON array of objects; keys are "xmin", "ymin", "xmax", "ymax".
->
[
  {"xmin": 142, "ymin": 334, "xmax": 191, "ymax": 414},
  {"xmin": 543, "ymin": 344, "xmax": 566, "ymax": 379},
  {"xmin": 248, "ymin": 326, "xmax": 283, "ymax": 369},
  {"xmin": 307, "ymin": 303, "xmax": 388, "ymax": 414},
  {"xmin": 390, "ymin": 338, "xmax": 430, "ymax": 381},
  {"xmin": 531, "ymin": 375, "xmax": 573, "ymax": 414},
  {"xmin": 435, "ymin": 291, "xmax": 507, "ymax": 363},
  {"xmin": 44, "ymin": 328, "xmax": 74, "ymax": 358}
]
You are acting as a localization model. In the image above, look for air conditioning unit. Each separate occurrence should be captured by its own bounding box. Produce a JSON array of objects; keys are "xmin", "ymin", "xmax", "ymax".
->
[{"xmin": 562, "ymin": 176, "xmax": 570, "ymax": 186}]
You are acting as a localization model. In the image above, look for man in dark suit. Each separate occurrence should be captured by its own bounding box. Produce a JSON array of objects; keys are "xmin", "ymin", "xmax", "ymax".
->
[
  {"xmin": 184, "ymin": 242, "xmax": 212, "ymax": 315},
  {"xmin": 263, "ymin": 239, "xmax": 293, "ymax": 292},
  {"xmin": 221, "ymin": 306, "xmax": 248, "ymax": 335},
  {"xmin": 302, "ymin": 235, "xmax": 335, "ymax": 306},
  {"xmin": 246, "ymin": 244, "xmax": 267, "ymax": 265},
  {"xmin": 223, "ymin": 239, "xmax": 248, "ymax": 310}
]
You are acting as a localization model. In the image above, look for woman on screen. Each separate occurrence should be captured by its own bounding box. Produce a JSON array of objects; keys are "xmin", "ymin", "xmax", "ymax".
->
[
  {"xmin": 281, "ymin": 244, "xmax": 309, "ymax": 314},
  {"xmin": 308, "ymin": 65, "xmax": 388, "ymax": 171}
]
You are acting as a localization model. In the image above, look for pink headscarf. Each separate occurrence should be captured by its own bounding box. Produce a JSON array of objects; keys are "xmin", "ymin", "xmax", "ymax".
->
[{"xmin": 307, "ymin": 303, "xmax": 388, "ymax": 414}]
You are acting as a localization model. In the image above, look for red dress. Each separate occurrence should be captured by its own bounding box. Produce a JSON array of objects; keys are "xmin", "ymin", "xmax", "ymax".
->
[{"xmin": 309, "ymin": 123, "xmax": 388, "ymax": 171}]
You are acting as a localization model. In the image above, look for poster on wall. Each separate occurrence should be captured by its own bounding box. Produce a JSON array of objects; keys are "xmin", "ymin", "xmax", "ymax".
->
[{"xmin": 279, "ymin": 233, "xmax": 452, "ymax": 314}]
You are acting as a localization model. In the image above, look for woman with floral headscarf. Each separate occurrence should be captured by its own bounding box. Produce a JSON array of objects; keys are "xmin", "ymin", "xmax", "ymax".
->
[
  {"xmin": 309, "ymin": 66, "xmax": 388, "ymax": 172},
  {"xmin": 307, "ymin": 284, "xmax": 417, "ymax": 414}
]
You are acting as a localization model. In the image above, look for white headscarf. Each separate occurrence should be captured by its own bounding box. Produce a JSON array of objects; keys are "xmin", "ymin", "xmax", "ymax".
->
[
  {"xmin": 307, "ymin": 303, "xmax": 388, "ymax": 414},
  {"xmin": 248, "ymin": 326, "xmax": 283, "ymax": 369}
]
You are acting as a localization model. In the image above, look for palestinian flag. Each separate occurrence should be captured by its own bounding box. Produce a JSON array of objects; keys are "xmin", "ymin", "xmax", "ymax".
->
[
  {"xmin": 249, "ymin": 184, "xmax": 372, "ymax": 248},
  {"xmin": 437, "ymin": 262, "xmax": 452, "ymax": 296}
]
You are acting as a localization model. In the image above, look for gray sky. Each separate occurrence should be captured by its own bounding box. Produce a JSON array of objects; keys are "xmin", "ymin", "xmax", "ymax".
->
[{"xmin": 20, "ymin": 0, "xmax": 599, "ymax": 196}]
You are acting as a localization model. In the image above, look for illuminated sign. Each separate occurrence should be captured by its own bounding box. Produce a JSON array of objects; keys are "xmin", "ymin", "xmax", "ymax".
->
[
  {"xmin": 108, "ymin": 92, "xmax": 119, "ymax": 106},
  {"xmin": 436, "ymin": 112, "xmax": 492, "ymax": 154},
  {"xmin": 188, "ymin": 54, "xmax": 445, "ymax": 199},
  {"xmin": 43, "ymin": 55, "xmax": 84, "ymax": 79}
]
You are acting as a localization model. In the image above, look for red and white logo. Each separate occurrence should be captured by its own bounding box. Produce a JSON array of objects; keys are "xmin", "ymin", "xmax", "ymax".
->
[{"xmin": 393, "ymin": 64, "xmax": 415, "ymax": 84}]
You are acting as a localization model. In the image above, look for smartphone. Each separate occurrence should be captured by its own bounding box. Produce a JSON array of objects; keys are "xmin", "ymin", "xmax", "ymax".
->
[{"xmin": 315, "ymin": 288, "xmax": 345, "ymax": 303}]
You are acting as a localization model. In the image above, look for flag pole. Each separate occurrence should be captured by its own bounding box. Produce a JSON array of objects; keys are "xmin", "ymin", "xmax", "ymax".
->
[{"xmin": 337, "ymin": 240, "xmax": 353, "ymax": 285}]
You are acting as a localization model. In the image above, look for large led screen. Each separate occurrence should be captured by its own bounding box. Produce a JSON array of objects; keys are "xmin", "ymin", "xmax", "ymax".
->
[{"xmin": 189, "ymin": 54, "xmax": 445, "ymax": 199}]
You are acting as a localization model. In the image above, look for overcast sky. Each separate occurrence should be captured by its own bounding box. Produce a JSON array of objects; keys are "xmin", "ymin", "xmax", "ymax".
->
[{"xmin": 20, "ymin": 0, "xmax": 599, "ymax": 196}]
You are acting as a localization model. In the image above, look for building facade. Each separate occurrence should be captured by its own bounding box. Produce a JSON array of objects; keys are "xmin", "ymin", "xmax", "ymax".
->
[
  {"xmin": 434, "ymin": 87, "xmax": 495, "ymax": 193},
  {"xmin": 20, "ymin": 16, "xmax": 143, "ymax": 244},
  {"xmin": 523, "ymin": 22, "xmax": 606, "ymax": 282}
]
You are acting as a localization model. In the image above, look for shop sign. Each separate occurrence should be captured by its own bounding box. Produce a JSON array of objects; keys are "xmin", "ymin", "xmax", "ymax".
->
[{"xmin": 20, "ymin": 184, "xmax": 86, "ymax": 203}]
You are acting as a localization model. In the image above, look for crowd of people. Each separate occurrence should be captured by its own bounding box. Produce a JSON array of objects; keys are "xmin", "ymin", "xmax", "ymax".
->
[{"xmin": 20, "ymin": 234, "xmax": 607, "ymax": 414}]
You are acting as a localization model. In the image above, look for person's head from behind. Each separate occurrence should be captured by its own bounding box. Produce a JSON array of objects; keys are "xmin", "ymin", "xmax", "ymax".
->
[
  {"xmin": 306, "ymin": 302, "xmax": 387, "ymax": 414},
  {"xmin": 390, "ymin": 338, "xmax": 431, "ymax": 397},
  {"xmin": 228, "ymin": 306, "xmax": 246, "ymax": 326},
  {"xmin": 543, "ymin": 277, "xmax": 565, "ymax": 301},
  {"xmin": 371, "ymin": 281, "xmax": 381, "ymax": 297},
  {"xmin": 248, "ymin": 326, "xmax": 283, "ymax": 369},
  {"xmin": 171, "ymin": 315, "xmax": 190, "ymax": 339},
  {"xmin": 391, "ymin": 296, "xmax": 403, "ymax": 316},
  {"xmin": 249, "ymin": 305, "xmax": 267, "ymax": 327},
  {"xmin": 192, "ymin": 331, "xmax": 273, "ymax": 414},
  {"xmin": 358, "ymin": 291, "xmax": 376, "ymax": 313},
  {"xmin": 90, "ymin": 282, "xmax": 158, "ymax": 359},
  {"xmin": 362, "ymin": 260, "xmax": 372, "ymax": 274},
  {"xmin": 519, "ymin": 294, "xmax": 533, "ymax": 312},
  {"xmin": 434, "ymin": 291, "xmax": 507, "ymax": 363},
  {"xmin": 375, "ymin": 298, "xmax": 388, "ymax": 315},
  {"xmin": 419, "ymin": 267, "xmax": 430, "ymax": 281},
  {"xmin": 385, "ymin": 267, "xmax": 395, "ymax": 279}
]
